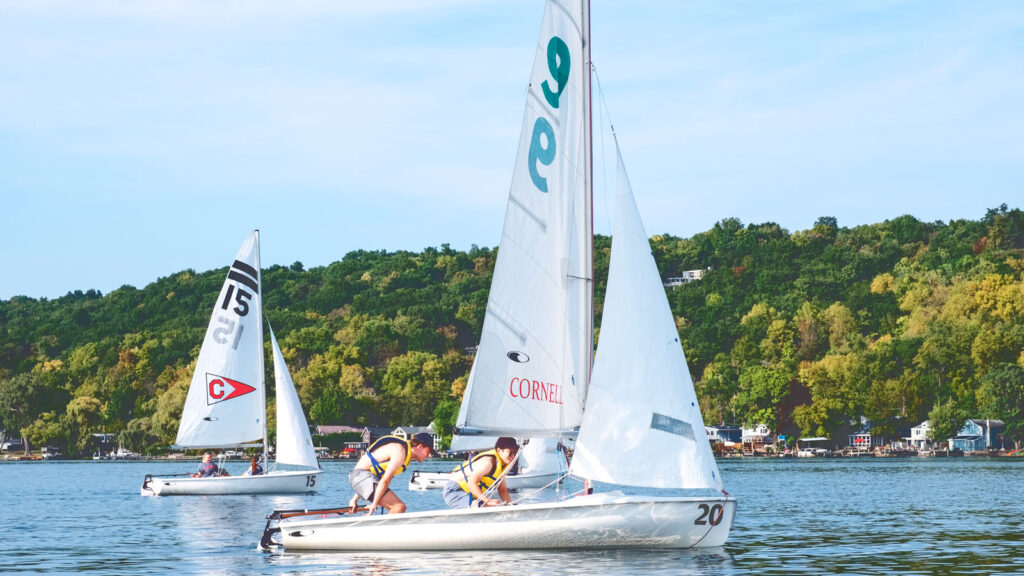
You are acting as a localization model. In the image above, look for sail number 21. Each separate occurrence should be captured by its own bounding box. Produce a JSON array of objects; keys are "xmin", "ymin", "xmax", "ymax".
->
[{"xmin": 528, "ymin": 36, "xmax": 570, "ymax": 194}]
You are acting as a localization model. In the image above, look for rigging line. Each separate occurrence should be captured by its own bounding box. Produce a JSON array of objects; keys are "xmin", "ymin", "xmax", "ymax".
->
[
  {"xmin": 479, "ymin": 448, "xmax": 523, "ymax": 503},
  {"xmin": 510, "ymin": 471, "xmax": 572, "ymax": 505},
  {"xmin": 591, "ymin": 63, "xmax": 617, "ymax": 236}
]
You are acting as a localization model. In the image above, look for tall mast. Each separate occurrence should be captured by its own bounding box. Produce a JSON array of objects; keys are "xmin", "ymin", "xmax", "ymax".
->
[
  {"xmin": 582, "ymin": 0, "xmax": 594, "ymax": 391},
  {"xmin": 255, "ymin": 229, "xmax": 269, "ymax": 473}
]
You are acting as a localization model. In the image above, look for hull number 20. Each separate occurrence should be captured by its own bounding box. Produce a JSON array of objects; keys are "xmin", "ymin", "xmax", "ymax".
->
[{"xmin": 694, "ymin": 503, "xmax": 724, "ymax": 526}]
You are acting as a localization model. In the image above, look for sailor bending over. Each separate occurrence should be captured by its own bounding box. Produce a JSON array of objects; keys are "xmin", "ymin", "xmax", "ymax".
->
[
  {"xmin": 442, "ymin": 437, "xmax": 518, "ymax": 509},
  {"xmin": 348, "ymin": 432, "xmax": 433, "ymax": 515}
]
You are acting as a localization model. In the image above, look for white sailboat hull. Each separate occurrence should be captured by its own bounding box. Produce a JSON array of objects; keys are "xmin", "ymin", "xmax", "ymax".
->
[
  {"xmin": 142, "ymin": 469, "xmax": 322, "ymax": 496},
  {"xmin": 273, "ymin": 493, "xmax": 735, "ymax": 550},
  {"xmin": 408, "ymin": 470, "xmax": 561, "ymax": 491}
]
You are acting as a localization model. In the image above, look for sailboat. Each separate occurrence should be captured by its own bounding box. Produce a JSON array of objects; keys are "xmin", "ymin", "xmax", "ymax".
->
[
  {"xmin": 141, "ymin": 231, "xmax": 323, "ymax": 496},
  {"xmin": 260, "ymin": 0, "xmax": 734, "ymax": 548},
  {"xmin": 408, "ymin": 436, "xmax": 568, "ymax": 491}
]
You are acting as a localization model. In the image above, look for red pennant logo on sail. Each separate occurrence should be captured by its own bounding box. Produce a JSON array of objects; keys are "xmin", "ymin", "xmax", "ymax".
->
[{"xmin": 206, "ymin": 373, "xmax": 256, "ymax": 405}]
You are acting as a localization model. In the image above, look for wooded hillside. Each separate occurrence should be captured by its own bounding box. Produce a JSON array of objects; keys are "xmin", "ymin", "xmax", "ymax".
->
[{"xmin": 2, "ymin": 205, "xmax": 1022, "ymax": 454}]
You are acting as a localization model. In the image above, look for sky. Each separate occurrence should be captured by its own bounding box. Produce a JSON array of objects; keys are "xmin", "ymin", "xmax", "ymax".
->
[{"xmin": 2, "ymin": 0, "xmax": 1022, "ymax": 300}]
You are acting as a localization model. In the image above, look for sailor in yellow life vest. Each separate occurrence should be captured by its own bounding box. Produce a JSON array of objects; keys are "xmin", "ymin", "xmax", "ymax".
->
[
  {"xmin": 442, "ymin": 436, "xmax": 519, "ymax": 509},
  {"xmin": 348, "ymin": 432, "xmax": 434, "ymax": 515}
]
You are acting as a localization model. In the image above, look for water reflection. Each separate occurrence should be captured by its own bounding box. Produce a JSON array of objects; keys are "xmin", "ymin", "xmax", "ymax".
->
[{"xmin": 266, "ymin": 548, "xmax": 736, "ymax": 576}]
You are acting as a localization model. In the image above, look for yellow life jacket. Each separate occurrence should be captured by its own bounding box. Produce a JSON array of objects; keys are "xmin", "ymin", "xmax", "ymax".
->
[
  {"xmin": 452, "ymin": 449, "xmax": 506, "ymax": 494},
  {"xmin": 366, "ymin": 435, "xmax": 413, "ymax": 480}
]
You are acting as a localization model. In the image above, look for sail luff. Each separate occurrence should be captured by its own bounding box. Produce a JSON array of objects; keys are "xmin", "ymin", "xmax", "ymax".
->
[{"xmin": 255, "ymin": 230, "xmax": 269, "ymax": 472}]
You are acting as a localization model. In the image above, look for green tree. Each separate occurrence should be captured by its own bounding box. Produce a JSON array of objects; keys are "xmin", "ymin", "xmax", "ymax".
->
[
  {"xmin": 0, "ymin": 371, "xmax": 67, "ymax": 454},
  {"xmin": 431, "ymin": 398, "xmax": 461, "ymax": 451},
  {"xmin": 22, "ymin": 411, "xmax": 67, "ymax": 451},
  {"xmin": 64, "ymin": 396, "xmax": 105, "ymax": 454},
  {"xmin": 976, "ymin": 363, "xmax": 1024, "ymax": 448},
  {"xmin": 732, "ymin": 366, "xmax": 790, "ymax": 429},
  {"xmin": 927, "ymin": 399, "xmax": 966, "ymax": 449}
]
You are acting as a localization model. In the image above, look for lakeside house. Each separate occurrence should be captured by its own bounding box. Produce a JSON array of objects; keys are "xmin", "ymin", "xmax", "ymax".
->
[
  {"xmin": 706, "ymin": 425, "xmax": 742, "ymax": 444},
  {"xmin": 909, "ymin": 419, "xmax": 1006, "ymax": 451},
  {"xmin": 848, "ymin": 431, "xmax": 877, "ymax": 452},
  {"xmin": 664, "ymin": 269, "xmax": 706, "ymax": 289},
  {"xmin": 951, "ymin": 419, "xmax": 1006, "ymax": 451},
  {"xmin": 742, "ymin": 424, "xmax": 773, "ymax": 455},
  {"xmin": 314, "ymin": 425, "xmax": 363, "ymax": 436},
  {"xmin": 911, "ymin": 421, "xmax": 933, "ymax": 450}
]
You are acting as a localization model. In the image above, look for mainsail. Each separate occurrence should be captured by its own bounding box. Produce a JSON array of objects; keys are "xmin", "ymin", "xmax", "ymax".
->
[
  {"xmin": 570, "ymin": 144, "xmax": 722, "ymax": 490},
  {"xmin": 459, "ymin": 0, "xmax": 592, "ymax": 439},
  {"xmin": 176, "ymin": 231, "xmax": 266, "ymax": 448},
  {"xmin": 270, "ymin": 328, "xmax": 319, "ymax": 469}
]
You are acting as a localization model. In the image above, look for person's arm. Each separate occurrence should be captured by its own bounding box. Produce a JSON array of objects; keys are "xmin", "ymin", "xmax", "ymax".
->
[
  {"xmin": 365, "ymin": 446, "xmax": 402, "ymax": 515},
  {"xmin": 465, "ymin": 457, "xmax": 501, "ymax": 507},
  {"xmin": 497, "ymin": 478, "xmax": 513, "ymax": 505}
]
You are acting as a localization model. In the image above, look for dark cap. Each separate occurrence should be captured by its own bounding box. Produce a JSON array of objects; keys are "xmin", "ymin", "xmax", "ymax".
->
[
  {"xmin": 203, "ymin": 451, "xmax": 212, "ymax": 456},
  {"xmin": 494, "ymin": 437, "xmax": 519, "ymax": 451},
  {"xmin": 411, "ymin": 432, "xmax": 435, "ymax": 453}
]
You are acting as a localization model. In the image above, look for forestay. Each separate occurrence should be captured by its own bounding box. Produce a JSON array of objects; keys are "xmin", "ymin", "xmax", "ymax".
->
[
  {"xmin": 270, "ymin": 329, "xmax": 319, "ymax": 469},
  {"xmin": 459, "ymin": 0, "xmax": 592, "ymax": 439},
  {"xmin": 176, "ymin": 231, "xmax": 265, "ymax": 448},
  {"xmin": 570, "ymin": 144, "xmax": 722, "ymax": 490}
]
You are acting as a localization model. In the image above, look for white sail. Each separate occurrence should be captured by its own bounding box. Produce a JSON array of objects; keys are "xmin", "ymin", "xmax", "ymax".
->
[
  {"xmin": 269, "ymin": 328, "xmax": 319, "ymax": 469},
  {"xmin": 460, "ymin": 0, "xmax": 592, "ymax": 438},
  {"xmin": 518, "ymin": 437, "xmax": 564, "ymax": 476},
  {"xmin": 176, "ymin": 231, "xmax": 266, "ymax": 448},
  {"xmin": 570, "ymin": 143, "xmax": 723, "ymax": 490}
]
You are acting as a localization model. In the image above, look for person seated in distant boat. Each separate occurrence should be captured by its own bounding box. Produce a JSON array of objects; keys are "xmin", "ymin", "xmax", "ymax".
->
[
  {"xmin": 195, "ymin": 451, "xmax": 221, "ymax": 478},
  {"xmin": 442, "ymin": 436, "xmax": 518, "ymax": 509},
  {"xmin": 348, "ymin": 432, "xmax": 434, "ymax": 516},
  {"xmin": 242, "ymin": 454, "xmax": 264, "ymax": 476}
]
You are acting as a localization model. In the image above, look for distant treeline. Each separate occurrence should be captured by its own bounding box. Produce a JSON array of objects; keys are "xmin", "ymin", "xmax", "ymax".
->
[{"xmin": 2, "ymin": 205, "xmax": 1022, "ymax": 455}]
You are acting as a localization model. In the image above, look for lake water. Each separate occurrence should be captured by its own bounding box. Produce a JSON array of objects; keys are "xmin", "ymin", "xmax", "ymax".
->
[{"xmin": 2, "ymin": 457, "xmax": 1021, "ymax": 575}]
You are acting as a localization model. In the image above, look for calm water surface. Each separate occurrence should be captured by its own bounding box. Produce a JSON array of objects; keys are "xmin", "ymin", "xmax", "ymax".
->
[{"xmin": 2, "ymin": 457, "xmax": 1021, "ymax": 575}]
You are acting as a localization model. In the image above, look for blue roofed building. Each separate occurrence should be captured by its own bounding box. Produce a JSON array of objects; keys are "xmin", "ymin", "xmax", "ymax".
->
[{"xmin": 951, "ymin": 419, "xmax": 1006, "ymax": 451}]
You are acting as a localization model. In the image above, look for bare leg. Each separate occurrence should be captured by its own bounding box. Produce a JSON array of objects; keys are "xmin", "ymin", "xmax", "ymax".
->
[{"xmin": 376, "ymin": 490, "xmax": 407, "ymax": 514}]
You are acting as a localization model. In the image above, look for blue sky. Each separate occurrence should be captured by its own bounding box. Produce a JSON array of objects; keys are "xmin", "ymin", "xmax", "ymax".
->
[{"xmin": 2, "ymin": 1, "xmax": 1022, "ymax": 300}]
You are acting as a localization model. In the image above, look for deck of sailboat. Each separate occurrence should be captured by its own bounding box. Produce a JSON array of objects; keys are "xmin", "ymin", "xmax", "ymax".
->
[
  {"xmin": 270, "ymin": 492, "xmax": 735, "ymax": 550},
  {"xmin": 408, "ymin": 469, "xmax": 560, "ymax": 491}
]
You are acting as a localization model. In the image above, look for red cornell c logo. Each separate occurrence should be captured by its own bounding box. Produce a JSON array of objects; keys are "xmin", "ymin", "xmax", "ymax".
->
[
  {"xmin": 205, "ymin": 373, "xmax": 256, "ymax": 405},
  {"xmin": 209, "ymin": 378, "xmax": 226, "ymax": 399}
]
